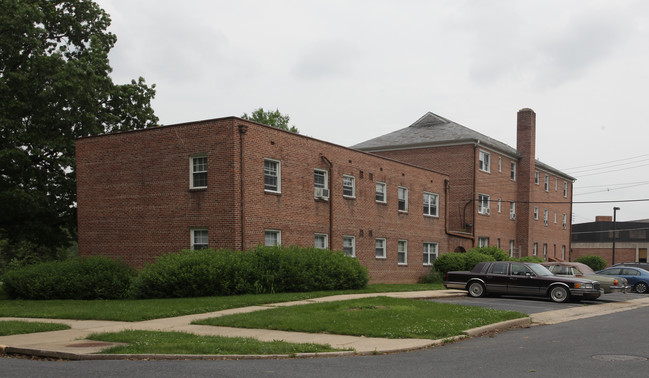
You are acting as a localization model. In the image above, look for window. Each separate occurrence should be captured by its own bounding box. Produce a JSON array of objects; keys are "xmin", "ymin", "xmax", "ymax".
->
[
  {"xmin": 544, "ymin": 175, "xmax": 549, "ymax": 191},
  {"xmin": 376, "ymin": 182, "xmax": 387, "ymax": 203},
  {"xmin": 190, "ymin": 156, "xmax": 207, "ymax": 189},
  {"xmin": 543, "ymin": 243, "xmax": 548, "ymax": 259},
  {"xmin": 533, "ymin": 242, "xmax": 538, "ymax": 256},
  {"xmin": 479, "ymin": 150, "xmax": 491, "ymax": 172},
  {"xmin": 265, "ymin": 230, "xmax": 281, "ymax": 246},
  {"xmin": 534, "ymin": 171, "xmax": 540, "ymax": 184},
  {"xmin": 561, "ymin": 246, "xmax": 566, "ymax": 260},
  {"xmin": 498, "ymin": 157, "xmax": 502, "ymax": 172},
  {"xmin": 533, "ymin": 207, "xmax": 539, "ymax": 220},
  {"xmin": 191, "ymin": 229, "xmax": 208, "ymax": 250},
  {"xmin": 488, "ymin": 262, "xmax": 508, "ymax": 275},
  {"xmin": 375, "ymin": 238, "xmax": 386, "ymax": 259},
  {"xmin": 563, "ymin": 182, "xmax": 568, "ymax": 197},
  {"xmin": 343, "ymin": 175, "xmax": 355, "ymax": 197},
  {"xmin": 478, "ymin": 237, "xmax": 489, "ymax": 247},
  {"xmin": 314, "ymin": 169, "xmax": 327, "ymax": 189},
  {"xmin": 543, "ymin": 209, "xmax": 549, "ymax": 225},
  {"xmin": 554, "ymin": 212, "xmax": 558, "ymax": 224},
  {"xmin": 509, "ymin": 240, "xmax": 515, "ymax": 257},
  {"xmin": 343, "ymin": 236, "xmax": 355, "ymax": 257},
  {"xmin": 497, "ymin": 198, "xmax": 502, "ymax": 213},
  {"xmin": 398, "ymin": 187, "xmax": 408, "ymax": 212},
  {"xmin": 423, "ymin": 192, "xmax": 439, "ymax": 217},
  {"xmin": 510, "ymin": 162, "xmax": 516, "ymax": 181},
  {"xmin": 510, "ymin": 202, "xmax": 516, "ymax": 220},
  {"xmin": 315, "ymin": 233, "xmax": 328, "ymax": 249},
  {"xmin": 264, "ymin": 159, "xmax": 281, "ymax": 192},
  {"xmin": 563, "ymin": 214, "xmax": 567, "ymax": 229},
  {"xmin": 555, "ymin": 178, "xmax": 558, "ymax": 191},
  {"xmin": 423, "ymin": 242, "xmax": 438, "ymax": 266},
  {"xmin": 398, "ymin": 240, "xmax": 407, "ymax": 265},
  {"xmin": 478, "ymin": 194, "xmax": 490, "ymax": 215}
]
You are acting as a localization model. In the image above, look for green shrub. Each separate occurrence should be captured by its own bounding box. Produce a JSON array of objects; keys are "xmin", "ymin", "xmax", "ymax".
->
[
  {"xmin": 464, "ymin": 251, "xmax": 495, "ymax": 270},
  {"xmin": 1, "ymin": 256, "xmax": 135, "ymax": 300},
  {"xmin": 467, "ymin": 246, "xmax": 509, "ymax": 261},
  {"xmin": 433, "ymin": 253, "xmax": 467, "ymax": 274},
  {"xmin": 514, "ymin": 256, "xmax": 546, "ymax": 263},
  {"xmin": 132, "ymin": 246, "xmax": 369, "ymax": 299},
  {"xmin": 419, "ymin": 268, "xmax": 444, "ymax": 284},
  {"xmin": 574, "ymin": 255, "xmax": 607, "ymax": 271}
]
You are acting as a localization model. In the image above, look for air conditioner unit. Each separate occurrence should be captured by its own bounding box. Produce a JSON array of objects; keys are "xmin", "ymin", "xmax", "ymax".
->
[{"xmin": 314, "ymin": 187, "xmax": 329, "ymax": 200}]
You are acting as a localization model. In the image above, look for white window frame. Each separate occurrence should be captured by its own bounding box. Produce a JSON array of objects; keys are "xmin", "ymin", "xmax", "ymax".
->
[
  {"xmin": 533, "ymin": 207, "xmax": 539, "ymax": 220},
  {"xmin": 190, "ymin": 155, "xmax": 208, "ymax": 189},
  {"xmin": 478, "ymin": 237, "xmax": 489, "ymax": 247},
  {"xmin": 375, "ymin": 238, "xmax": 386, "ymax": 259},
  {"xmin": 478, "ymin": 194, "xmax": 490, "ymax": 215},
  {"xmin": 398, "ymin": 186, "xmax": 408, "ymax": 212},
  {"xmin": 498, "ymin": 157, "xmax": 502, "ymax": 172},
  {"xmin": 479, "ymin": 150, "xmax": 491, "ymax": 172},
  {"xmin": 343, "ymin": 175, "xmax": 356, "ymax": 198},
  {"xmin": 191, "ymin": 228, "xmax": 208, "ymax": 250},
  {"xmin": 533, "ymin": 242, "xmax": 538, "ymax": 256},
  {"xmin": 543, "ymin": 243, "xmax": 548, "ymax": 259},
  {"xmin": 314, "ymin": 169, "xmax": 328, "ymax": 189},
  {"xmin": 376, "ymin": 182, "xmax": 387, "ymax": 203},
  {"xmin": 509, "ymin": 240, "xmax": 515, "ymax": 257},
  {"xmin": 423, "ymin": 192, "xmax": 439, "ymax": 217},
  {"xmin": 534, "ymin": 171, "xmax": 540, "ymax": 185},
  {"xmin": 563, "ymin": 182, "xmax": 568, "ymax": 198},
  {"xmin": 510, "ymin": 202, "xmax": 516, "ymax": 220},
  {"xmin": 544, "ymin": 209, "xmax": 549, "ymax": 226},
  {"xmin": 423, "ymin": 242, "xmax": 438, "ymax": 266},
  {"xmin": 510, "ymin": 162, "xmax": 516, "ymax": 181},
  {"xmin": 497, "ymin": 198, "xmax": 502, "ymax": 213},
  {"xmin": 544, "ymin": 175, "xmax": 549, "ymax": 192},
  {"xmin": 264, "ymin": 159, "xmax": 281, "ymax": 193},
  {"xmin": 398, "ymin": 240, "xmax": 408, "ymax": 265},
  {"xmin": 264, "ymin": 229, "xmax": 281, "ymax": 246},
  {"xmin": 315, "ymin": 233, "xmax": 328, "ymax": 249},
  {"xmin": 563, "ymin": 214, "xmax": 568, "ymax": 229},
  {"xmin": 343, "ymin": 236, "xmax": 356, "ymax": 257}
]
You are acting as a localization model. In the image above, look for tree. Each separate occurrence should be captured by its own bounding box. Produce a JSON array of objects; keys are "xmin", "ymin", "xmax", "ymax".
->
[
  {"xmin": 0, "ymin": 0, "xmax": 159, "ymax": 266},
  {"xmin": 241, "ymin": 108, "xmax": 299, "ymax": 133}
]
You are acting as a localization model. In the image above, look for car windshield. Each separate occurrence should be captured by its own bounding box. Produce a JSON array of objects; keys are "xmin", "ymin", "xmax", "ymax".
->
[{"xmin": 528, "ymin": 263, "xmax": 554, "ymax": 276}]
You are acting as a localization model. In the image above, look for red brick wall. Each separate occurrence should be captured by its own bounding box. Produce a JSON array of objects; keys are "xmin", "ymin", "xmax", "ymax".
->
[{"xmin": 77, "ymin": 118, "xmax": 452, "ymax": 283}]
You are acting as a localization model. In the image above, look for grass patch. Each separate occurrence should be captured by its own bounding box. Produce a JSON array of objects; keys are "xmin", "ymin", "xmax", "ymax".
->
[
  {"xmin": 0, "ymin": 321, "xmax": 70, "ymax": 336},
  {"xmin": 0, "ymin": 283, "xmax": 443, "ymax": 322},
  {"xmin": 194, "ymin": 297, "xmax": 527, "ymax": 339},
  {"xmin": 88, "ymin": 330, "xmax": 347, "ymax": 355}
]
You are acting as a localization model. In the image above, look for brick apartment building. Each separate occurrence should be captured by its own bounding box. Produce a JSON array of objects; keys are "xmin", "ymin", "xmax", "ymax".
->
[
  {"xmin": 353, "ymin": 108, "xmax": 575, "ymax": 260},
  {"xmin": 572, "ymin": 216, "xmax": 649, "ymax": 266},
  {"xmin": 77, "ymin": 117, "xmax": 472, "ymax": 283}
]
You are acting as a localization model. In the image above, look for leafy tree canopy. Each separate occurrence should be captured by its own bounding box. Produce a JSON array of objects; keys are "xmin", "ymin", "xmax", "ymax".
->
[
  {"xmin": 0, "ymin": 0, "xmax": 159, "ymax": 265},
  {"xmin": 241, "ymin": 108, "xmax": 299, "ymax": 133}
]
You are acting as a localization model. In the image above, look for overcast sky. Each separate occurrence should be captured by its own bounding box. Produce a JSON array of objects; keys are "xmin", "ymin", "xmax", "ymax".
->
[{"xmin": 96, "ymin": 0, "xmax": 649, "ymax": 224}]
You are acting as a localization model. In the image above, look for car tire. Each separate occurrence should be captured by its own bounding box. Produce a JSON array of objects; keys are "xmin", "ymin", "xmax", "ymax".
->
[
  {"xmin": 634, "ymin": 282, "xmax": 648, "ymax": 294},
  {"xmin": 549, "ymin": 285, "xmax": 570, "ymax": 303},
  {"xmin": 467, "ymin": 281, "xmax": 486, "ymax": 298}
]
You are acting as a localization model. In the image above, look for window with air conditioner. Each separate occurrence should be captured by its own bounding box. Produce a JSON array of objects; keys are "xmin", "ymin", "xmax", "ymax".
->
[{"xmin": 478, "ymin": 194, "xmax": 490, "ymax": 215}]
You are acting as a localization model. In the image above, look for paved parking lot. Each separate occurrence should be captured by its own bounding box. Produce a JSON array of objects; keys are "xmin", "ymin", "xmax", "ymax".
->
[{"xmin": 429, "ymin": 292, "xmax": 646, "ymax": 314}]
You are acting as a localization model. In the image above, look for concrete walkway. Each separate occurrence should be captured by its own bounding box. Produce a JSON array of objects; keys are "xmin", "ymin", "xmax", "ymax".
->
[{"xmin": 2, "ymin": 290, "xmax": 649, "ymax": 360}]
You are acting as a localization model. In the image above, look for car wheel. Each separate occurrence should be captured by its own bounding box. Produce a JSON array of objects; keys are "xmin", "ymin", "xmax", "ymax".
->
[
  {"xmin": 467, "ymin": 281, "xmax": 486, "ymax": 298},
  {"xmin": 634, "ymin": 282, "xmax": 648, "ymax": 294},
  {"xmin": 549, "ymin": 285, "xmax": 570, "ymax": 303}
]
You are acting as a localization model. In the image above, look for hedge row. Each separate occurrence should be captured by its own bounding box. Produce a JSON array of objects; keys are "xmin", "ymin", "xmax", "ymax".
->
[
  {"xmin": 1, "ymin": 256, "xmax": 135, "ymax": 300},
  {"xmin": 1, "ymin": 246, "xmax": 369, "ymax": 300},
  {"xmin": 433, "ymin": 247, "xmax": 546, "ymax": 274}
]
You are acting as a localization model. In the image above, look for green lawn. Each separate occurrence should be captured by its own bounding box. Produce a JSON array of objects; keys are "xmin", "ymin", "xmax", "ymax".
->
[
  {"xmin": 0, "ymin": 321, "xmax": 70, "ymax": 336},
  {"xmin": 194, "ymin": 296, "xmax": 527, "ymax": 339},
  {"xmin": 0, "ymin": 283, "xmax": 443, "ymax": 321},
  {"xmin": 88, "ymin": 330, "xmax": 348, "ymax": 355}
]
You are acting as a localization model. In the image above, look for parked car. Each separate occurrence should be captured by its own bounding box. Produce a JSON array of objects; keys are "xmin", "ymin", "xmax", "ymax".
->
[
  {"xmin": 612, "ymin": 262, "xmax": 649, "ymax": 271},
  {"xmin": 596, "ymin": 267, "xmax": 649, "ymax": 294},
  {"xmin": 542, "ymin": 262, "xmax": 629, "ymax": 294},
  {"xmin": 444, "ymin": 261, "xmax": 601, "ymax": 303}
]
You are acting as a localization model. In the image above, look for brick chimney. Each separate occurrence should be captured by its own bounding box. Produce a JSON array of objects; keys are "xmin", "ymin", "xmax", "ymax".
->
[{"xmin": 516, "ymin": 108, "xmax": 536, "ymax": 257}]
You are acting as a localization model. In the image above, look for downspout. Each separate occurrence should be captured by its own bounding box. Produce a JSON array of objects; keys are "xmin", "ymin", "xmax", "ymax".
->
[
  {"xmin": 320, "ymin": 154, "xmax": 334, "ymax": 246},
  {"xmin": 238, "ymin": 124, "xmax": 248, "ymax": 251}
]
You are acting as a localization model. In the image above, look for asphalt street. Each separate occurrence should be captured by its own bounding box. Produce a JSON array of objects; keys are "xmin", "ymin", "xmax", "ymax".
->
[{"xmin": 2, "ymin": 294, "xmax": 647, "ymax": 378}]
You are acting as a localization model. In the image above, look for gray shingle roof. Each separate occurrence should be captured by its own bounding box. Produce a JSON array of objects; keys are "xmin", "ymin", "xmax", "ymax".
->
[{"xmin": 351, "ymin": 112, "xmax": 574, "ymax": 181}]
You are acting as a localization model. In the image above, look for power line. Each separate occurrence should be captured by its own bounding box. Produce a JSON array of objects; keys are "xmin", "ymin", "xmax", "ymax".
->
[{"xmin": 562, "ymin": 153, "xmax": 649, "ymax": 171}]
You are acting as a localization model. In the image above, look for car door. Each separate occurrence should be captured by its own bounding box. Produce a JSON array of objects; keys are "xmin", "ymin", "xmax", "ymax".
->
[
  {"xmin": 484, "ymin": 262, "xmax": 510, "ymax": 293},
  {"xmin": 507, "ymin": 262, "xmax": 541, "ymax": 295}
]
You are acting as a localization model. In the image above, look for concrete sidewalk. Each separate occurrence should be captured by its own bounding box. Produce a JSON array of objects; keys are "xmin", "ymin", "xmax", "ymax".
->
[{"xmin": 2, "ymin": 291, "xmax": 648, "ymax": 360}]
